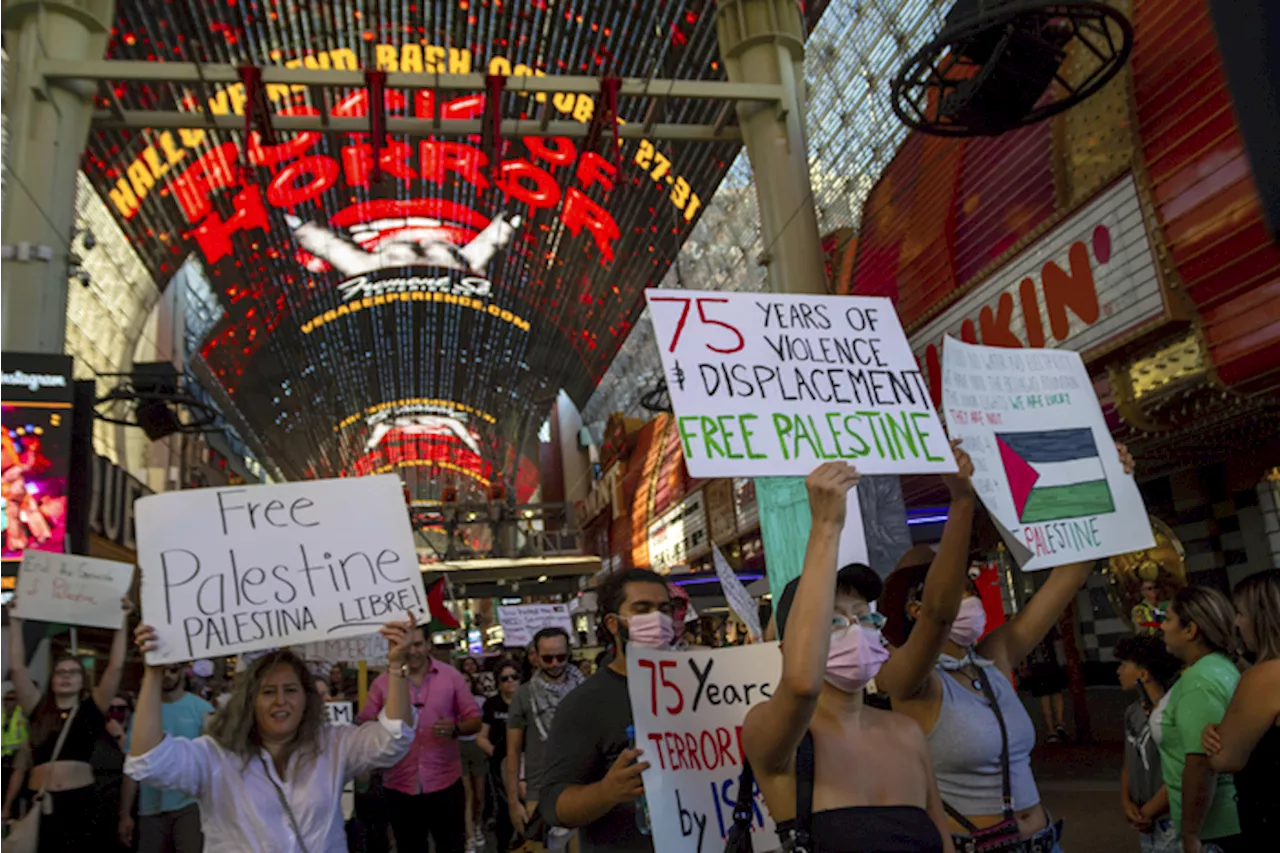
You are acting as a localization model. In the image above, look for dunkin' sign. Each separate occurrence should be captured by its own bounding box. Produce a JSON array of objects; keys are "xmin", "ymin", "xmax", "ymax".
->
[{"xmin": 911, "ymin": 175, "xmax": 1168, "ymax": 404}]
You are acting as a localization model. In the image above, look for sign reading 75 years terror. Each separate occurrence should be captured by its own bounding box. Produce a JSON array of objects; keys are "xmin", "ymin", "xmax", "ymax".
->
[{"xmin": 645, "ymin": 290, "xmax": 956, "ymax": 478}]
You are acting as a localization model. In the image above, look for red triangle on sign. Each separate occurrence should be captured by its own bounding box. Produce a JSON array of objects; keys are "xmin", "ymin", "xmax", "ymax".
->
[{"xmin": 997, "ymin": 436, "xmax": 1040, "ymax": 520}]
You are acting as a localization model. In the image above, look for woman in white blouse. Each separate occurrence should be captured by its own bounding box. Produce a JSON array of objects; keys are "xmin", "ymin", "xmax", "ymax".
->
[{"xmin": 126, "ymin": 614, "xmax": 417, "ymax": 853}]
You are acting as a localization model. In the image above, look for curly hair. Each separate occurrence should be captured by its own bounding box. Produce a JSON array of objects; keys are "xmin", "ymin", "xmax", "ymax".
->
[
  {"xmin": 205, "ymin": 649, "xmax": 325, "ymax": 772},
  {"xmin": 1114, "ymin": 634, "xmax": 1182, "ymax": 690}
]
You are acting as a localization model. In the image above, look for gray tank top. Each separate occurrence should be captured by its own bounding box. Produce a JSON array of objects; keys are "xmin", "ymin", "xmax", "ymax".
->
[{"xmin": 926, "ymin": 662, "xmax": 1040, "ymax": 817}]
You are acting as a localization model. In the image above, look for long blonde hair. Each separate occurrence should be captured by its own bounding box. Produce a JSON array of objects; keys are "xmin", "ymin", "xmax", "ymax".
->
[
  {"xmin": 1234, "ymin": 570, "xmax": 1280, "ymax": 663},
  {"xmin": 205, "ymin": 649, "xmax": 325, "ymax": 771}
]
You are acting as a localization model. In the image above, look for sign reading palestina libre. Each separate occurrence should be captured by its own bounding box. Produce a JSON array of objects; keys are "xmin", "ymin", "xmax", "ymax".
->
[
  {"xmin": 644, "ymin": 290, "xmax": 957, "ymax": 477},
  {"xmin": 628, "ymin": 643, "xmax": 782, "ymax": 853},
  {"xmin": 135, "ymin": 475, "xmax": 427, "ymax": 665},
  {"xmin": 941, "ymin": 337, "xmax": 1154, "ymax": 571}
]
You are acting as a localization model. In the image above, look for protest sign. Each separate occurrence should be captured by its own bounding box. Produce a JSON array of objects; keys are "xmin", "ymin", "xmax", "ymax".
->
[
  {"xmin": 644, "ymin": 290, "xmax": 956, "ymax": 477},
  {"xmin": 13, "ymin": 551, "xmax": 134, "ymax": 628},
  {"xmin": 756, "ymin": 479, "xmax": 869, "ymax": 605},
  {"xmin": 301, "ymin": 633, "xmax": 390, "ymax": 667},
  {"xmin": 712, "ymin": 545, "xmax": 762, "ymax": 641},
  {"xmin": 135, "ymin": 475, "xmax": 427, "ymax": 665},
  {"xmin": 941, "ymin": 337, "xmax": 1154, "ymax": 570},
  {"xmin": 325, "ymin": 701, "xmax": 356, "ymax": 726},
  {"xmin": 628, "ymin": 643, "xmax": 781, "ymax": 853},
  {"xmin": 497, "ymin": 603, "xmax": 574, "ymax": 648}
]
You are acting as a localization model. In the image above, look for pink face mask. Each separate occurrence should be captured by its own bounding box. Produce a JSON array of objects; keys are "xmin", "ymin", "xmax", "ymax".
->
[
  {"xmin": 625, "ymin": 612, "xmax": 676, "ymax": 650},
  {"xmin": 825, "ymin": 626, "xmax": 890, "ymax": 693},
  {"xmin": 950, "ymin": 596, "xmax": 988, "ymax": 648}
]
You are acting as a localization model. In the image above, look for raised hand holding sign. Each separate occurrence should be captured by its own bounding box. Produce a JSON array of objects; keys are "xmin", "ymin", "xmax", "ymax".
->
[{"xmin": 135, "ymin": 475, "xmax": 427, "ymax": 664}]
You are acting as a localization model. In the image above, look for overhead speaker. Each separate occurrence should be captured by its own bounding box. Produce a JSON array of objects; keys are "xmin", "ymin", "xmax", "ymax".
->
[{"xmin": 892, "ymin": 1, "xmax": 1133, "ymax": 137}]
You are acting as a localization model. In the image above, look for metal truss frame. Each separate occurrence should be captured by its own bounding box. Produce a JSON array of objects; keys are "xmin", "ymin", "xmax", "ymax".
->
[{"xmin": 38, "ymin": 60, "xmax": 790, "ymax": 141}]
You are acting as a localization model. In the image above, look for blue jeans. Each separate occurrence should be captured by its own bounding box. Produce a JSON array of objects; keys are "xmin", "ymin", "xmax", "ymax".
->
[{"xmin": 1139, "ymin": 816, "xmax": 1180, "ymax": 853}]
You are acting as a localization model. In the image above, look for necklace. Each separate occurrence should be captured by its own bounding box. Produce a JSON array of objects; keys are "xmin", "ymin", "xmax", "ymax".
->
[{"xmin": 962, "ymin": 666, "xmax": 983, "ymax": 693}]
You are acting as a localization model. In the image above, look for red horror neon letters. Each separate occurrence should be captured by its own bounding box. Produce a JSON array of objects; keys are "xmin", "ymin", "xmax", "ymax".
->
[{"xmin": 176, "ymin": 94, "xmax": 621, "ymax": 265}]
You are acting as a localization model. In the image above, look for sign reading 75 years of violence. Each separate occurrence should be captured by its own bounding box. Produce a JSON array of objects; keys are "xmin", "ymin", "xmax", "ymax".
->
[
  {"xmin": 645, "ymin": 290, "xmax": 956, "ymax": 477},
  {"xmin": 136, "ymin": 475, "xmax": 427, "ymax": 665}
]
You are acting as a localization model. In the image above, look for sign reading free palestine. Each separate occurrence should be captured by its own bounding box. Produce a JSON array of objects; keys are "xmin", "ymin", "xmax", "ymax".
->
[{"xmin": 645, "ymin": 290, "xmax": 957, "ymax": 477}]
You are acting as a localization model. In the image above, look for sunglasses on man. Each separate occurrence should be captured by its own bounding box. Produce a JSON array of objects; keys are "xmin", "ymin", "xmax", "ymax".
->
[{"xmin": 540, "ymin": 654, "xmax": 568, "ymax": 665}]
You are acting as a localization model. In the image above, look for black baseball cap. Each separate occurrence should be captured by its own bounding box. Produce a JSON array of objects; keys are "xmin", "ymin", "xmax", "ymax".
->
[{"xmin": 775, "ymin": 564, "xmax": 883, "ymax": 641}]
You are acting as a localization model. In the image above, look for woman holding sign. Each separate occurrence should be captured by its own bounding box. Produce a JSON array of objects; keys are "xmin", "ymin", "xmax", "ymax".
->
[
  {"xmin": 5, "ymin": 596, "xmax": 132, "ymax": 852},
  {"xmin": 742, "ymin": 462, "xmax": 954, "ymax": 853},
  {"xmin": 125, "ymin": 613, "xmax": 419, "ymax": 853},
  {"xmin": 880, "ymin": 441, "xmax": 1136, "ymax": 853}
]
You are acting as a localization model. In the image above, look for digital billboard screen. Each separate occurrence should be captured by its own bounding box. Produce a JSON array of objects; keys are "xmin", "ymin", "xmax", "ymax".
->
[
  {"xmin": 2, "ymin": 354, "xmax": 75, "ymax": 566},
  {"xmin": 80, "ymin": 1, "xmax": 828, "ymax": 498}
]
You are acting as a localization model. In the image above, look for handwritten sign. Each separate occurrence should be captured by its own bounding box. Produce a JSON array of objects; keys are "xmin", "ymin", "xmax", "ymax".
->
[
  {"xmin": 12, "ymin": 551, "xmax": 134, "ymax": 628},
  {"xmin": 628, "ymin": 643, "xmax": 781, "ymax": 853},
  {"xmin": 645, "ymin": 290, "xmax": 956, "ymax": 477},
  {"xmin": 301, "ymin": 633, "xmax": 390, "ymax": 667},
  {"xmin": 325, "ymin": 701, "xmax": 356, "ymax": 726},
  {"xmin": 496, "ymin": 603, "xmax": 574, "ymax": 648},
  {"xmin": 135, "ymin": 475, "xmax": 427, "ymax": 665},
  {"xmin": 711, "ymin": 545, "xmax": 762, "ymax": 641},
  {"xmin": 941, "ymin": 337, "xmax": 1153, "ymax": 570}
]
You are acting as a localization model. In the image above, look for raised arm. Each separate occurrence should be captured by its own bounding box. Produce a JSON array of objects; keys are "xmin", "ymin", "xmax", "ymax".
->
[
  {"xmin": 1204, "ymin": 661, "xmax": 1280, "ymax": 773},
  {"xmin": 6, "ymin": 616, "xmax": 42, "ymax": 712},
  {"xmin": 129, "ymin": 623, "xmax": 166, "ymax": 757},
  {"xmin": 379, "ymin": 612, "xmax": 414, "ymax": 724},
  {"xmin": 742, "ymin": 462, "xmax": 859, "ymax": 775},
  {"xmin": 980, "ymin": 441, "xmax": 1134, "ymax": 674},
  {"xmin": 93, "ymin": 597, "xmax": 135, "ymax": 712},
  {"xmin": 877, "ymin": 441, "xmax": 975, "ymax": 701}
]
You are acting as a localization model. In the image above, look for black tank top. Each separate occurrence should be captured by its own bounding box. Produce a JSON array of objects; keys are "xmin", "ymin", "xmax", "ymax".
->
[
  {"xmin": 775, "ymin": 732, "xmax": 945, "ymax": 853},
  {"xmin": 1236, "ymin": 724, "xmax": 1280, "ymax": 843},
  {"xmin": 30, "ymin": 698, "xmax": 105, "ymax": 766},
  {"xmin": 776, "ymin": 806, "xmax": 944, "ymax": 853}
]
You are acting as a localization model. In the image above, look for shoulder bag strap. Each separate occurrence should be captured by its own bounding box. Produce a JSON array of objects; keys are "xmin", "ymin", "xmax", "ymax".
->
[
  {"xmin": 731, "ymin": 758, "xmax": 756, "ymax": 826},
  {"xmin": 793, "ymin": 731, "xmax": 815, "ymax": 851},
  {"xmin": 972, "ymin": 664, "xmax": 1015, "ymax": 822},
  {"xmin": 260, "ymin": 755, "xmax": 310, "ymax": 853},
  {"xmin": 33, "ymin": 702, "xmax": 81, "ymax": 800}
]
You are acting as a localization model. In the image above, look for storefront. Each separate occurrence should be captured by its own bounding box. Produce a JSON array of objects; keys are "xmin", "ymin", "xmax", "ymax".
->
[{"xmin": 842, "ymin": 0, "xmax": 1280, "ymax": 665}]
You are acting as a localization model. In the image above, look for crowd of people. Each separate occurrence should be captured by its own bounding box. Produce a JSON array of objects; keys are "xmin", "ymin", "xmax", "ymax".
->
[{"xmin": 1, "ymin": 451, "xmax": 1277, "ymax": 853}]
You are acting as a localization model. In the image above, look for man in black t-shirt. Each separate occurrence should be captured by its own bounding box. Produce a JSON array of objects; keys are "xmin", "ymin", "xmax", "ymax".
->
[{"xmin": 541, "ymin": 569, "xmax": 674, "ymax": 853}]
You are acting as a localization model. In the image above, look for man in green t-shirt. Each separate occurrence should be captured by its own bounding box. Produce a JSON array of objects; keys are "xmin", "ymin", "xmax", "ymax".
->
[{"xmin": 1158, "ymin": 648, "xmax": 1241, "ymax": 850}]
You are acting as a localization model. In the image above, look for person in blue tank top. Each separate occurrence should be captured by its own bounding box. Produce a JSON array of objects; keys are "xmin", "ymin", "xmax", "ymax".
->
[
  {"xmin": 742, "ymin": 461, "xmax": 956, "ymax": 853},
  {"xmin": 880, "ymin": 440, "xmax": 1135, "ymax": 853}
]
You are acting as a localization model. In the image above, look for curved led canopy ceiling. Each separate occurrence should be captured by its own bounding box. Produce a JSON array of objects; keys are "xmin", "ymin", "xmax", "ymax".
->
[{"xmin": 80, "ymin": 1, "xmax": 829, "ymax": 497}]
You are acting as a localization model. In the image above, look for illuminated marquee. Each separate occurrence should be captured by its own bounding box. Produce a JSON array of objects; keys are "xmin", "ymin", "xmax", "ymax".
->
[{"xmin": 81, "ymin": 1, "xmax": 828, "ymax": 492}]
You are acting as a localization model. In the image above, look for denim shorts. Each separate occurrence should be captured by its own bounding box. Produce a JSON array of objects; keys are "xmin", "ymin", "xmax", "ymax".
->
[{"xmin": 1139, "ymin": 817, "xmax": 1180, "ymax": 853}]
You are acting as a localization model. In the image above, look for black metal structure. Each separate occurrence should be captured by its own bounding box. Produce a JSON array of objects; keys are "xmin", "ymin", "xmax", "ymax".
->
[
  {"xmin": 94, "ymin": 363, "xmax": 221, "ymax": 439},
  {"xmin": 891, "ymin": 1, "xmax": 1133, "ymax": 137}
]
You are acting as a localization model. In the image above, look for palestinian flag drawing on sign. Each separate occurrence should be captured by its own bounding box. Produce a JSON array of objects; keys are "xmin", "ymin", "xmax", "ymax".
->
[{"xmin": 996, "ymin": 428, "xmax": 1115, "ymax": 524}]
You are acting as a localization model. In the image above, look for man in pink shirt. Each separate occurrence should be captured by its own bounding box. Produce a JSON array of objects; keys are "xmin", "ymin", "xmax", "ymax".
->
[{"xmin": 360, "ymin": 625, "xmax": 481, "ymax": 853}]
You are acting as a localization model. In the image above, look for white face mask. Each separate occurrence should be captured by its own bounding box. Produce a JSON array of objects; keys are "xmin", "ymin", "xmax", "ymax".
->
[
  {"xmin": 824, "ymin": 625, "xmax": 890, "ymax": 693},
  {"xmin": 949, "ymin": 596, "xmax": 987, "ymax": 647}
]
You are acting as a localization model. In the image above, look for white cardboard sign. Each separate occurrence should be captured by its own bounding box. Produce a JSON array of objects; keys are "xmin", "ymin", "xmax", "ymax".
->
[
  {"xmin": 711, "ymin": 544, "xmax": 762, "ymax": 641},
  {"xmin": 136, "ymin": 475, "xmax": 427, "ymax": 665},
  {"xmin": 628, "ymin": 643, "xmax": 781, "ymax": 853},
  {"xmin": 496, "ymin": 603, "xmax": 574, "ymax": 648},
  {"xmin": 645, "ymin": 290, "xmax": 956, "ymax": 478},
  {"xmin": 12, "ymin": 551, "xmax": 134, "ymax": 628},
  {"xmin": 301, "ymin": 633, "xmax": 390, "ymax": 667},
  {"xmin": 941, "ymin": 337, "xmax": 1154, "ymax": 570},
  {"xmin": 325, "ymin": 701, "xmax": 356, "ymax": 726}
]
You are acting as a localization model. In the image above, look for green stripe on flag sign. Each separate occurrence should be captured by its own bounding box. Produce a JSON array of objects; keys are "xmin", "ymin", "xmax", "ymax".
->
[{"xmin": 1019, "ymin": 479, "xmax": 1115, "ymax": 524}]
